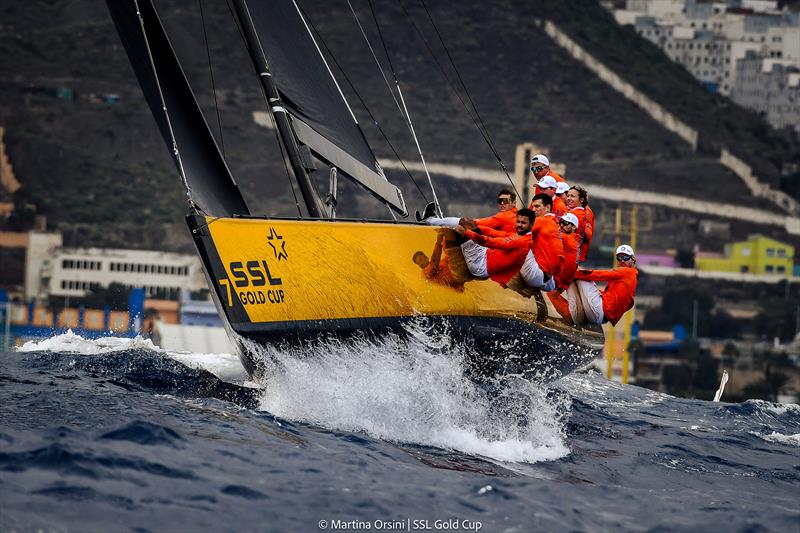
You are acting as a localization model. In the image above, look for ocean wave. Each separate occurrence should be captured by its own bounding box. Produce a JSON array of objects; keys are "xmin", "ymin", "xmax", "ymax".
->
[
  {"xmin": 16, "ymin": 330, "xmax": 246, "ymax": 383},
  {"xmin": 242, "ymin": 321, "xmax": 570, "ymax": 464},
  {"xmin": 752, "ymin": 431, "xmax": 800, "ymax": 447}
]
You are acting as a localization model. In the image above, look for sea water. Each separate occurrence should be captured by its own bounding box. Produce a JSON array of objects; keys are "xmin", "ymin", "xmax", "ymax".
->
[{"xmin": 1, "ymin": 329, "xmax": 798, "ymax": 532}]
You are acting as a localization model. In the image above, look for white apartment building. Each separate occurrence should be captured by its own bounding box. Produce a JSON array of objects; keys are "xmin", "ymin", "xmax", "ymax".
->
[
  {"xmin": 617, "ymin": 0, "xmax": 800, "ymax": 127},
  {"xmin": 732, "ymin": 53, "xmax": 800, "ymax": 131},
  {"xmin": 25, "ymin": 235, "xmax": 206, "ymax": 301}
]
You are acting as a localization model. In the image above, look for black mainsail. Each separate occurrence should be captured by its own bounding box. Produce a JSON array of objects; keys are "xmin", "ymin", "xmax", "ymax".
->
[
  {"xmin": 239, "ymin": 0, "xmax": 407, "ymax": 216},
  {"xmin": 106, "ymin": 0, "xmax": 250, "ymax": 217}
]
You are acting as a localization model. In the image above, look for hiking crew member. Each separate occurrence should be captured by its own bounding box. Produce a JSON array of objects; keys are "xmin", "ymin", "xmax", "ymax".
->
[
  {"xmin": 422, "ymin": 189, "xmax": 516, "ymax": 233},
  {"xmin": 453, "ymin": 209, "xmax": 535, "ymax": 287},
  {"xmin": 555, "ymin": 181, "xmax": 570, "ymax": 216},
  {"xmin": 524, "ymin": 193, "xmax": 564, "ymax": 291},
  {"xmin": 474, "ymin": 189, "xmax": 518, "ymax": 234},
  {"xmin": 555, "ymin": 212, "xmax": 579, "ymax": 290},
  {"xmin": 551, "ymin": 245, "xmax": 638, "ymax": 326},
  {"xmin": 584, "ymin": 204, "xmax": 595, "ymax": 263},
  {"xmin": 531, "ymin": 154, "xmax": 565, "ymax": 196},
  {"xmin": 532, "ymin": 176, "xmax": 568, "ymax": 218},
  {"xmin": 565, "ymin": 185, "xmax": 593, "ymax": 263}
]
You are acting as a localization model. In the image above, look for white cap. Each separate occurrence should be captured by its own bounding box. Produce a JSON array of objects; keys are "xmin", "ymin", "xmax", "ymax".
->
[
  {"xmin": 537, "ymin": 176, "xmax": 558, "ymax": 189},
  {"xmin": 556, "ymin": 182, "xmax": 570, "ymax": 195},
  {"xmin": 560, "ymin": 213, "xmax": 579, "ymax": 227},
  {"xmin": 616, "ymin": 244, "xmax": 635, "ymax": 257},
  {"xmin": 530, "ymin": 154, "xmax": 550, "ymax": 167}
]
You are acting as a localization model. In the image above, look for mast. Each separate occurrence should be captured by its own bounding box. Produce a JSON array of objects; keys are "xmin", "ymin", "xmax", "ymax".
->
[{"xmin": 230, "ymin": 0, "xmax": 324, "ymax": 218}]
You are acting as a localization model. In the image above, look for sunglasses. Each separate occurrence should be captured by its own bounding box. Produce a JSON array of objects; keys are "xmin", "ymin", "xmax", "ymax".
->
[
  {"xmin": 616, "ymin": 254, "xmax": 633, "ymax": 262},
  {"xmin": 498, "ymin": 198, "xmax": 513, "ymax": 204},
  {"xmin": 531, "ymin": 165, "xmax": 547, "ymax": 173},
  {"xmin": 559, "ymin": 220, "xmax": 574, "ymax": 227}
]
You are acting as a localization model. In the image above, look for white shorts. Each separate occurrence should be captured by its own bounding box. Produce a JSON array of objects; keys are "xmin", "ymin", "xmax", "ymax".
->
[
  {"xmin": 567, "ymin": 280, "xmax": 604, "ymax": 325},
  {"xmin": 460, "ymin": 240, "xmax": 489, "ymax": 279},
  {"xmin": 426, "ymin": 216, "xmax": 461, "ymax": 228},
  {"xmin": 520, "ymin": 251, "xmax": 556, "ymax": 292}
]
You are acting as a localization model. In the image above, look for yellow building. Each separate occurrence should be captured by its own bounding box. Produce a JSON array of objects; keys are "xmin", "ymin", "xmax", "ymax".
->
[{"xmin": 696, "ymin": 235, "xmax": 795, "ymax": 275}]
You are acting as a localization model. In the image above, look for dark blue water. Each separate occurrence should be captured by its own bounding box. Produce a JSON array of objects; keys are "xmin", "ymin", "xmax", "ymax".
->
[{"xmin": 2, "ymin": 331, "xmax": 799, "ymax": 532}]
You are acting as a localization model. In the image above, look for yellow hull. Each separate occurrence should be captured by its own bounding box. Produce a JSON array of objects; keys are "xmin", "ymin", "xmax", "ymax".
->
[{"xmin": 188, "ymin": 215, "xmax": 603, "ymax": 379}]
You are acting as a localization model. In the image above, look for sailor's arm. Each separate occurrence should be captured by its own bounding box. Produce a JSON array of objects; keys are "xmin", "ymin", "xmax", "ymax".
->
[
  {"xmin": 465, "ymin": 230, "xmax": 525, "ymax": 251},
  {"xmin": 476, "ymin": 225, "xmax": 511, "ymax": 238},
  {"xmin": 573, "ymin": 268, "xmax": 627, "ymax": 282},
  {"xmin": 474, "ymin": 214, "xmax": 501, "ymax": 229}
]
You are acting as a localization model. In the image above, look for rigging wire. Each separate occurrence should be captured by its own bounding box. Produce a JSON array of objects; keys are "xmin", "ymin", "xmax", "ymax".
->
[
  {"xmin": 346, "ymin": 0, "xmax": 408, "ymax": 126},
  {"xmin": 198, "ymin": 0, "xmax": 226, "ymax": 157},
  {"xmin": 297, "ymin": 3, "xmax": 430, "ymax": 204},
  {"xmin": 222, "ymin": 0, "xmax": 303, "ymax": 217},
  {"xmin": 412, "ymin": 0, "xmax": 520, "ymax": 198},
  {"xmin": 363, "ymin": 0, "xmax": 443, "ymax": 217}
]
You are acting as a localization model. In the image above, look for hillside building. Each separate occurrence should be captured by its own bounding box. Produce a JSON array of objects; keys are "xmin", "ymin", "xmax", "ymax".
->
[
  {"xmin": 695, "ymin": 234, "xmax": 795, "ymax": 275},
  {"xmin": 731, "ymin": 52, "xmax": 800, "ymax": 130},
  {"xmin": 613, "ymin": 0, "xmax": 800, "ymax": 128},
  {"xmin": 24, "ymin": 236, "xmax": 205, "ymax": 301}
]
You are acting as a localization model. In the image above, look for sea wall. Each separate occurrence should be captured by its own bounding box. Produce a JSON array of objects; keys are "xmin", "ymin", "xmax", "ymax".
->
[{"xmin": 720, "ymin": 149, "xmax": 799, "ymax": 216}]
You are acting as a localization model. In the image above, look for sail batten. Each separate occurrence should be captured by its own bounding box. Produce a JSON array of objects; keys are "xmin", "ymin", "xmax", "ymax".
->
[{"xmin": 245, "ymin": 0, "xmax": 406, "ymax": 216}]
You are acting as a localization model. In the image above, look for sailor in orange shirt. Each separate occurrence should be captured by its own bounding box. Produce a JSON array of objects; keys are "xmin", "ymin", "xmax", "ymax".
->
[
  {"xmin": 474, "ymin": 188, "xmax": 518, "ymax": 234},
  {"xmin": 419, "ymin": 189, "xmax": 517, "ymax": 234},
  {"xmin": 552, "ymin": 245, "xmax": 638, "ymax": 326},
  {"xmin": 532, "ymin": 176, "xmax": 568, "ymax": 218},
  {"xmin": 453, "ymin": 209, "xmax": 535, "ymax": 287},
  {"xmin": 517, "ymin": 194, "xmax": 563, "ymax": 292},
  {"xmin": 583, "ymin": 205, "xmax": 595, "ymax": 262},
  {"xmin": 555, "ymin": 212, "xmax": 579, "ymax": 290},
  {"xmin": 554, "ymin": 182, "xmax": 570, "ymax": 215},
  {"xmin": 565, "ymin": 185, "xmax": 593, "ymax": 263},
  {"xmin": 531, "ymin": 154, "xmax": 565, "ymax": 196}
]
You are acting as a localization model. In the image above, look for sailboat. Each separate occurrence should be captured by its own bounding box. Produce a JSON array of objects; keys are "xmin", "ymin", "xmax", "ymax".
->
[{"xmin": 106, "ymin": 0, "xmax": 604, "ymax": 380}]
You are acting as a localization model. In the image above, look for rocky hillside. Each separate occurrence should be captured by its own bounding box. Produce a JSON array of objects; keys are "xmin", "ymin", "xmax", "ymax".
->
[{"xmin": 0, "ymin": 0, "xmax": 798, "ymax": 252}]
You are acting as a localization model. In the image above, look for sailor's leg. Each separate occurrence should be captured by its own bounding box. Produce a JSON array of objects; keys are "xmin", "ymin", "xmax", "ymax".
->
[
  {"xmin": 519, "ymin": 251, "xmax": 545, "ymax": 287},
  {"xmin": 576, "ymin": 280, "xmax": 604, "ymax": 325},
  {"xmin": 425, "ymin": 217, "xmax": 461, "ymax": 228},
  {"xmin": 565, "ymin": 283, "xmax": 585, "ymax": 326},
  {"xmin": 459, "ymin": 240, "xmax": 489, "ymax": 278}
]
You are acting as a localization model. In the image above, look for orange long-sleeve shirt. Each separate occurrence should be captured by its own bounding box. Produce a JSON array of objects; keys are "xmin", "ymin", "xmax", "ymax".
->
[
  {"xmin": 530, "ymin": 213, "xmax": 564, "ymax": 277},
  {"xmin": 573, "ymin": 266, "xmax": 638, "ymax": 326},
  {"xmin": 466, "ymin": 229, "xmax": 530, "ymax": 286},
  {"xmin": 475, "ymin": 208, "xmax": 518, "ymax": 234},
  {"xmin": 580, "ymin": 205, "xmax": 595, "ymax": 263},
  {"xmin": 556, "ymin": 232, "xmax": 579, "ymax": 290},
  {"xmin": 552, "ymin": 196, "xmax": 568, "ymax": 217},
  {"xmin": 477, "ymin": 225, "xmax": 513, "ymax": 238},
  {"xmin": 570, "ymin": 206, "xmax": 592, "ymax": 263}
]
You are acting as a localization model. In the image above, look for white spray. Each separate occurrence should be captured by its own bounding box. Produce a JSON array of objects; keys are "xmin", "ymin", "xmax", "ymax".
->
[{"xmin": 244, "ymin": 321, "xmax": 570, "ymax": 464}]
